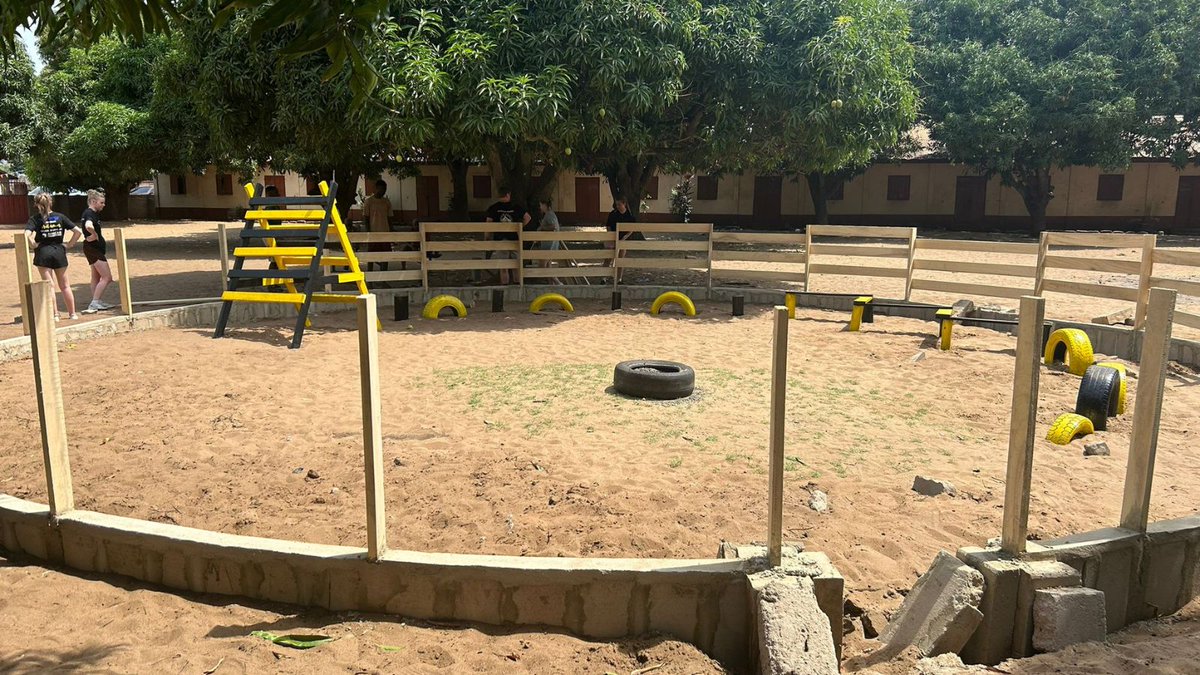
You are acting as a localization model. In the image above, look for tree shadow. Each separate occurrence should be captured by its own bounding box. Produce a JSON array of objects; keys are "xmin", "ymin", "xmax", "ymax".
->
[{"xmin": 0, "ymin": 644, "xmax": 128, "ymax": 674}]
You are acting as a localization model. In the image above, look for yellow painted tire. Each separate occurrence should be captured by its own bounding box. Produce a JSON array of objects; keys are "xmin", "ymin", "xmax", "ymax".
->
[
  {"xmin": 529, "ymin": 293, "xmax": 574, "ymax": 313},
  {"xmin": 1096, "ymin": 361, "xmax": 1128, "ymax": 415},
  {"xmin": 422, "ymin": 294, "xmax": 467, "ymax": 319},
  {"xmin": 1046, "ymin": 413, "xmax": 1095, "ymax": 445},
  {"xmin": 1043, "ymin": 328, "xmax": 1094, "ymax": 375},
  {"xmin": 651, "ymin": 291, "xmax": 697, "ymax": 316}
]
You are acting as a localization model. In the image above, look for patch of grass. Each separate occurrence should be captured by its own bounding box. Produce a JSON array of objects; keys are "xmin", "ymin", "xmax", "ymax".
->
[{"xmin": 668, "ymin": 456, "xmax": 683, "ymax": 469}]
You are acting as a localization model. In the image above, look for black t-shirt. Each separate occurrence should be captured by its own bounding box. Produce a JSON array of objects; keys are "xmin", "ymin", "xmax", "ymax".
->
[
  {"xmin": 80, "ymin": 207, "xmax": 104, "ymax": 245},
  {"xmin": 486, "ymin": 200, "xmax": 528, "ymax": 241},
  {"xmin": 26, "ymin": 211, "xmax": 79, "ymax": 247},
  {"xmin": 606, "ymin": 207, "xmax": 635, "ymax": 232}
]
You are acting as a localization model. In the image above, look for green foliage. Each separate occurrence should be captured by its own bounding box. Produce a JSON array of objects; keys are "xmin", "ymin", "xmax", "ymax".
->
[
  {"xmin": 669, "ymin": 177, "xmax": 694, "ymax": 223},
  {"xmin": 0, "ymin": 0, "xmax": 175, "ymax": 57},
  {"xmin": 0, "ymin": 50, "xmax": 35, "ymax": 166}
]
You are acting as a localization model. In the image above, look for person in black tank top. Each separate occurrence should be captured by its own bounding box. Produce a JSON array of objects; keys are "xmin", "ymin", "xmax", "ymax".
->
[
  {"xmin": 80, "ymin": 189, "xmax": 116, "ymax": 313},
  {"xmin": 25, "ymin": 193, "xmax": 83, "ymax": 320}
]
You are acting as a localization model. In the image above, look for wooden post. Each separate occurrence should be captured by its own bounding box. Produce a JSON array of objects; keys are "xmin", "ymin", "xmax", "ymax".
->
[
  {"xmin": 1120, "ymin": 287, "xmax": 1176, "ymax": 532},
  {"xmin": 217, "ymin": 223, "xmax": 230, "ymax": 290},
  {"xmin": 112, "ymin": 227, "xmax": 133, "ymax": 316},
  {"xmin": 517, "ymin": 224, "xmax": 525, "ymax": 288},
  {"xmin": 14, "ymin": 233, "xmax": 34, "ymax": 336},
  {"xmin": 768, "ymin": 305, "xmax": 789, "ymax": 567},
  {"xmin": 25, "ymin": 280, "xmax": 74, "ymax": 515},
  {"xmin": 1000, "ymin": 295, "xmax": 1046, "ymax": 554},
  {"xmin": 904, "ymin": 227, "xmax": 918, "ymax": 300},
  {"xmin": 705, "ymin": 223, "xmax": 715, "ymax": 293},
  {"xmin": 419, "ymin": 221, "xmax": 430, "ymax": 290},
  {"xmin": 1034, "ymin": 232, "xmax": 1049, "ymax": 296},
  {"xmin": 357, "ymin": 294, "xmax": 387, "ymax": 559},
  {"xmin": 802, "ymin": 225, "xmax": 813, "ymax": 292},
  {"xmin": 1134, "ymin": 234, "xmax": 1156, "ymax": 329}
]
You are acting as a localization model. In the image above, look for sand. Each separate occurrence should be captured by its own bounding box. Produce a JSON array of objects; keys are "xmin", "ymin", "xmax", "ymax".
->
[{"xmin": 2, "ymin": 220, "xmax": 1200, "ymax": 672}]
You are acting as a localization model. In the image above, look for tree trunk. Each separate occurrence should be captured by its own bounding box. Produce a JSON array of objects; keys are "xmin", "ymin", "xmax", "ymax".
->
[
  {"xmin": 1014, "ymin": 167, "xmax": 1053, "ymax": 232},
  {"xmin": 487, "ymin": 141, "xmax": 558, "ymax": 211},
  {"xmin": 448, "ymin": 158, "xmax": 469, "ymax": 220},
  {"xmin": 603, "ymin": 158, "xmax": 658, "ymax": 219},
  {"xmin": 805, "ymin": 172, "xmax": 830, "ymax": 225},
  {"xmin": 102, "ymin": 183, "xmax": 132, "ymax": 220},
  {"xmin": 332, "ymin": 171, "xmax": 359, "ymax": 225}
]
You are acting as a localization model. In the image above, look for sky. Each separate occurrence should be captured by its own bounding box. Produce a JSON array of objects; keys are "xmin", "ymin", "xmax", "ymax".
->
[{"xmin": 18, "ymin": 26, "xmax": 44, "ymax": 73}]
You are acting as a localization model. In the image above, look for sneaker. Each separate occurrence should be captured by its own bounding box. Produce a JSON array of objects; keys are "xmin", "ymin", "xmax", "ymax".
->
[
  {"xmin": 94, "ymin": 301, "xmax": 116, "ymax": 310},
  {"xmin": 82, "ymin": 301, "xmax": 100, "ymax": 314},
  {"xmin": 68, "ymin": 313, "xmax": 80, "ymax": 320}
]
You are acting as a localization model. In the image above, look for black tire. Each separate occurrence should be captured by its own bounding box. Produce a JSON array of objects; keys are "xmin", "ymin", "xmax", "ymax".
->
[
  {"xmin": 1075, "ymin": 365, "xmax": 1120, "ymax": 431},
  {"xmin": 613, "ymin": 360, "xmax": 695, "ymax": 400}
]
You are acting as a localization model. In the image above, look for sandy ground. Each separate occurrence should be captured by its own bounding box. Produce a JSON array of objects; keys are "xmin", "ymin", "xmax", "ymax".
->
[{"xmin": 2, "ymin": 220, "xmax": 1200, "ymax": 672}]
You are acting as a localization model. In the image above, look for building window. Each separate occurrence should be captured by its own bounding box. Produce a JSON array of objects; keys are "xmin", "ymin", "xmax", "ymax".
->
[
  {"xmin": 828, "ymin": 180, "xmax": 845, "ymax": 201},
  {"xmin": 1097, "ymin": 174, "xmax": 1125, "ymax": 201},
  {"xmin": 473, "ymin": 175, "xmax": 492, "ymax": 199},
  {"xmin": 306, "ymin": 177, "xmax": 321, "ymax": 195},
  {"xmin": 264, "ymin": 175, "xmax": 286, "ymax": 197},
  {"xmin": 697, "ymin": 175, "xmax": 718, "ymax": 201},
  {"xmin": 645, "ymin": 176, "xmax": 659, "ymax": 200},
  {"xmin": 887, "ymin": 175, "xmax": 911, "ymax": 201},
  {"xmin": 170, "ymin": 175, "xmax": 187, "ymax": 195},
  {"xmin": 215, "ymin": 173, "xmax": 233, "ymax": 196}
]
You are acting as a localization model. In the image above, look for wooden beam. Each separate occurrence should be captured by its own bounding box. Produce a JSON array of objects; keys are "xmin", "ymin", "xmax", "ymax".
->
[
  {"xmin": 357, "ymin": 294, "xmax": 387, "ymax": 559},
  {"xmin": 14, "ymin": 233, "xmax": 34, "ymax": 336},
  {"xmin": 768, "ymin": 305, "xmax": 788, "ymax": 567},
  {"xmin": 1120, "ymin": 287, "xmax": 1176, "ymax": 532},
  {"xmin": 25, "ymin": 280, "xmax": 74, "ymax": 515},
  {"xmin": 1034, "ymin": 232, "xmax": 1049, "ymax": 296},
  {"xmin": 803, "ymin": 226, "xmax": 813, "ymax": 292},
  {"xmin": 112, "ymin": 227, "xmax": 133, "ymax": 316},
  {"xmin": 1134, "ymin": 234, "xmax": 1156, "ymax": 329},
  {"xmin": 1000, "ymin": 295, "xmax": 1046, "ymax": 554},
  {"xmin": 217, "ymin": 223, "xmax": 230, "ymax": 292},
  {"xmin": 904, "ymin": 228, "xmax": 918, "ymax": 300}
]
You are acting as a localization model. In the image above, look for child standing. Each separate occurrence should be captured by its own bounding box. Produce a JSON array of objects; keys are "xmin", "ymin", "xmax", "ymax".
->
[
  {"xmin": 25, "ymin": 193, "xmax": 83, "ymax": 320},
  {"xmin": 80, "ymin": 189, "xmax": 116, "ymax": 313},
  {"xmin": 362, "ymin": 179, "xmax": 393, "ymax": 272}
]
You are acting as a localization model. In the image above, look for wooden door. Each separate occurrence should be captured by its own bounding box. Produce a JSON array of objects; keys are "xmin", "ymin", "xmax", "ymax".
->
[
  {"xmin": 753, "ymin": 175, "xmax": 783, "ymax": 226},
  {"xmin": 264, "ymin": 174, "xmax": 287, "ymax": 196},
  {"xmin": 415, "ymin": 175, "xmax": 440, "ymax": 219},
  {"xmin": 575, "ymin": 177, "xmax": 601, "ymax": 225},
  {"xmin": 1175, "ymin": 177, "xmax": 1200, "ymax": 230},
  {"xmin": 954, "ymin": 176, "xmax": 987, "ymax": 226}
]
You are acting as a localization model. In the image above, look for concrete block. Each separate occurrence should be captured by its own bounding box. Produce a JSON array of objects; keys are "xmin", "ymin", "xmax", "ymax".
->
[
  {"xmin": 513, "ymin": 583, "xmax": 567, "ymax": 627},
  {"xmin": 1011, "ymin": 561, "xmax": 1080, "ymax": 657},
  {"xmin": 957, "ymin": 548, "xmax": 1022, "ymax": 665},
  {"xmin": 649, "ymin": 583, "xmax": 702, "ymax": 643},
  {"xmin": 581, "ymin": 579, "xmax": 634, "ymax": 637},
  {"xmin": 757, "ymin": 578, "xmax": 838, "ymax": 675},
  {"xmin": 1032, "ymin": 587, "xmax": 1106, "ymax": 652},
  {"xmin": 881, "ymin": 550, "xmax": 984, "ymax": 657},
  {"xmin": 1139, "ymin": 540, "xmax": 1188, "ymax": 619}
]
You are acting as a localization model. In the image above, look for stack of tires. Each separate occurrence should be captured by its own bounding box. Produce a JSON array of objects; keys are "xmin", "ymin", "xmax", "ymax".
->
[{"xmin": 1044, "ymin": 329, "xmax": 1128, "ymax": 445}]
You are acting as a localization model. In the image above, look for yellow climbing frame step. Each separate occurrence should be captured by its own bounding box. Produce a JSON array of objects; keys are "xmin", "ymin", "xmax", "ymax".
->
[
  {"xmin": 234, "ymin": 246, "xmax": 319, "ymax": 258},
  {"xmin": 222, "ymin": 291, "xmax": 366, "ymax": 304},
  {"xmin": 243, "ymin": 210, "xmax": 327, "ymax": 222},
  {"xmin": 280, "ymin": 256, "xmax": 352, "ymax": 267}
]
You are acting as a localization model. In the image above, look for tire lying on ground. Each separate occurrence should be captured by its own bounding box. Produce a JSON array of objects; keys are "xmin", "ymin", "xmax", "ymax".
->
[
  {"xmin": 613, "ymin": 360, "xmax": 695, "ymax": 400},
  {"xmin": 1075, "ymin": 365, "xmax": 1121, "ymax": 431},
  {"xmin": 1046, "ymin": 412, "xmax": 1095, "ymax": 445}
]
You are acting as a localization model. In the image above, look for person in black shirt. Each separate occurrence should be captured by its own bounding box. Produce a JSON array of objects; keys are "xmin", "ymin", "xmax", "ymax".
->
[
  {"xmin": 25, "ymin": 193, "xmax": 83, "ymax": 320},
  {"xmin": 80, "ymin": 189, "xmax": 116, "ymax": 313},
  {"xmin": 605, "ymin": 197, "xmax": 636, "ymax": 281},
  {"xmin": 484, "ymin": 187, "xmax": 531, "ymax": 284}
]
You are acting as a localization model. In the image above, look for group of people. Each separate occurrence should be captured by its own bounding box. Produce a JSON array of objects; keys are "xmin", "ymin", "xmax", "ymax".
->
[{"xmin": 24, "ymin": 190, "xmax": 116, "ymax": 320}]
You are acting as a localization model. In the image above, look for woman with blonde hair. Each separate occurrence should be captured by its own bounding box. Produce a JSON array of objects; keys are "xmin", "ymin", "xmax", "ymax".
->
[
  {"xmin": 25, "ymin": 193, "xmax": 83, "ymax": 320},
  {"xmin": 80, "ymin": 189, "xmax": 115, "ymax": 312}
]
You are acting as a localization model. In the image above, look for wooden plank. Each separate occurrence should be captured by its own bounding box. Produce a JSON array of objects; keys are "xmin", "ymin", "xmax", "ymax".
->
[
  {"xmin": 25, "ymin": 280, "xmax": 74, "ymax": 515},
  {"xmin": 710, "ymin": 269, "xmax": 809, "ymax": 282},
  {"xmin": 711, "ymin": 250, "xmax": 803, "ymax": 263},
  {"xmin": 1041, "ymin": 278, "xmax": 1139, "ymax": 302},
  {"xmin": 1000, "ymin": 296, "xmax": 1046, "ymax": 554},
  {"xmin": 522, "ymin": 230, "xmax": 614, "ymax": 242},
  {"xmin": 1120, "ymin": 288, "xmax": 1176, "ymax": 532},
  {"xmin": 418, "ymin": 221, "xmax": 429, "ymax": 290},
  {"xmin": 1147, "ymin": 276, "xmax": 1200, "ymax": 298},
  {"xmin": 355, "ymin": 251, "xmax": 424, "ymax": 263},
  {"xmin": 357, "ymin": 294, "xmax": 387, "ymax": 560},
  {"xmin": 1151, "ymin": 248, "xmax": 1200, "ymax": 267},
  {"xmin": 364, "ymin": 270, "xmax": 423, "ymax": 283},
  {"xmin": 243, "ymin": 209, "xmax": 327, "ymax": 221},
  {"xmin": 217, "ymin": 224, "xmax": 229, "ymax": 291},
  {"xmin": 14, "ymin": 233, "xmax": 33, "ymax": 336},
  {"xmin": 425, "ymin": 258, "xmax": 520, "ymax": 271},
  {"xmin": 234, "ymin": 246, "xmax": 318, "ymax": 257},
  {"xmin": 221, "ymin": 290, "xmax": 306, "ymax": 303},
  {"xmin": 113, "ymin": 228, "xmax": 133, "ymax": 316},
  {"xmin": 768, "ymin": 306, "xmax": 788, "ymax": 567},
  {"xmin": 915, "ymin": 239, "xmax": 1040, "ymax": 255},
  {"xmin": 1045, "ymin": 232, "xmax": 1147, "ymax": 248},
  {"xmin": 1035, "ymin": 232, "xmax": 1049, "ymax": 296},
  {"xmin": 523, "ymin": 249, "xmax": 613, "ymax": 260},
  {"xmin": 710, "ymin": 231, "xmax": 806, "ymax": 245},
  {"xmin": 1136, "ymin": 234, "xmax": 1156, "ymax": 329},
  {"xmin": 619, "ymin": 240, "xmax": 711, "ymax": 251},
  {"xmin": 1172, "ymin": 309, "xmax": 1200, "ymax": 330},
  {"xmin": 912, "ymin": 259, "xmax": 1038, "ymax": 278},
  {"xmin": 807, "ymin": 263, "xmax": 908, "ymax": 278},
  {"xmin": 422, "ymin": 222, "xmax": 520, "ymax": 233},
  {"xmin": 808, "ymin": 243, "xmax": 910, "ymax": 258},
  {"xmin": 803, "ymin": 227, "xmax": 813, "ymax": 291},
  {"xmin": 523, "ymin": 266, "xmax": 615, "ymax": 278},
  {"xmin": 905, "ymin": 229, "xmax": 918, "ymax": 300},
  {"xmin": 808, "ymin": 224, "xmax": 916, "ymax": 239},
  {"xmin": 425, "ymin": 240, "xmax": 520, "ymax": 252},
  {"xmin": 1042, "ymin": 254, "xmax": 1142, "ymax": 275},
  {"xmin": 617, "ymin": 222, "xmax": 712, "ymax": 234},
  {"xmin": 132, "ymin": 297, "xmax": 220, "ymax": 306},
  {"xmin": 347, "ymin": 232, "xmax": 422, "ymax": 243},
  {"xmin": 909, "ymin": 278, "xmax": 1031, "ymax": 299},
  {"xmin": 615, "ymin": 258, "xmax": 708, "ymax": 270}
]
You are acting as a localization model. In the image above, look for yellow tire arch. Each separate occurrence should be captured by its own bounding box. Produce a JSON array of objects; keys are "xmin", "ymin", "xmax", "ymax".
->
[
  {"xmin": 1046, "ymin": 413, "xmax": 1095, "ymax": 445},
  {"xmin": 651, "ymin": 291, "xmax": 697, "ymax": 316},
  {"xmin": 529, "ymin": 293, "xmax": 574, "ymax": 313},
  {"xmin": 1043, "ymin": 328, "xmax": 1094, "ymax": 375},
  {"xmin": 422, "ymin": 294, "xmax": 467, "ymax": 319},
  {"xmin": 1096, "ymin": 361, "xmax": 1128, "ymax": 415}
]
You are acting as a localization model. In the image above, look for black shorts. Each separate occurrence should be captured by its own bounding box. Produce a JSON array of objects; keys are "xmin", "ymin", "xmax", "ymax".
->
[
  {"xmin": 83, "ymin": 240, "xmax": 107, "ymax": 265},
  {"xmin": 33, "ymin": 244, "xmax": 68, "ymax": 270}
]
